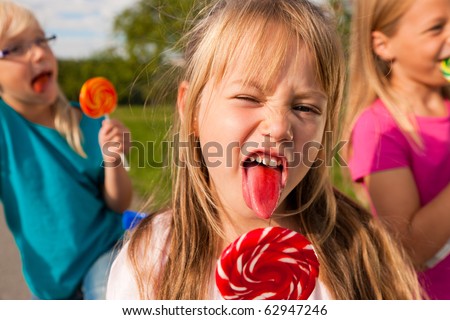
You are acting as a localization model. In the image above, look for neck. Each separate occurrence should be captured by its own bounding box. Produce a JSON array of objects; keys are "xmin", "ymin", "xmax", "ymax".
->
[
  {"xmin": 389, "ymin": 73, "xmax": 447, "ymax": 117},
  {"xmin": 218, "ymin": 207, "xmax": 301, "ymax": 252},
  {"xmin": 2, "ymin": 95, "xmax": 55, "ymax": 127}
]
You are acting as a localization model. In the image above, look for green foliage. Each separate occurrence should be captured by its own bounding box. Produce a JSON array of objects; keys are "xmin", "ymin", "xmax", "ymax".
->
[
  {"xmin": 58, "ymin": 57, "xmax": 144, "ymax": 105},
  {"xmin": 113, "ymin": 0, "xmax": 195, "ymax": 65},
  {"xmin": 110, "ymin": 0, "xmax": 199, "ymax": 106},
  {"xmin": 58, "ymin": 0, "xmax": 198, "ymax": 107},
  {"xmin": 329, "ymin": 0, "xmax": 352, "ymax": 56}
]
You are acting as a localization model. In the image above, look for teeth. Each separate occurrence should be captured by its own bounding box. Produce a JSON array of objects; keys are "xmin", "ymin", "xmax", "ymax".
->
[
  {"xmin": 251, "ymin": 155, "xmax": 281, "ymax": 168},
  {"xmin": 269, "ymin": 158, "xmax": 278, "ymax": 167}
]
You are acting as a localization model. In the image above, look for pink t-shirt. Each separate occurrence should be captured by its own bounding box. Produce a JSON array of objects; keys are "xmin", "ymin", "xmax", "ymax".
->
[{"xmin": 349, "ymin": 99, "xmax": 450, "ymax": 299}]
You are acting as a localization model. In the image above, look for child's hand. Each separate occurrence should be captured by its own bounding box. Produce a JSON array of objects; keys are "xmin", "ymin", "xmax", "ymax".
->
[{"xmin": 98, "ymin": 119, "xmax": 131, "ymax": 166}]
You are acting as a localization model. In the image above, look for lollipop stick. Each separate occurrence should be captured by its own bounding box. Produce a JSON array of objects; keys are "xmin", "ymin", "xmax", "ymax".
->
[{"xmin": 104, "ymin": 114, "xmax": 130, "ymax": 171}]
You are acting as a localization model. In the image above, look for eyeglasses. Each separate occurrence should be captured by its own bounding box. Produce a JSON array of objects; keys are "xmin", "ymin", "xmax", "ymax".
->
[{"xmin": 0, "ymin": 35, "xmax": 56, "ymax": 59}]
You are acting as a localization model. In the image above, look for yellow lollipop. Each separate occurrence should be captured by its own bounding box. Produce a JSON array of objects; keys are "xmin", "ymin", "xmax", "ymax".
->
[{"xmin": 440, "ymin": 58, "xmax": 450, "ymax": 82}]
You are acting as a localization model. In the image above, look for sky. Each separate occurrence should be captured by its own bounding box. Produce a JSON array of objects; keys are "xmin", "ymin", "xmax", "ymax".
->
[{"xmin": 18, "ymin": 0, "xmax": 139, "ymax": 59}]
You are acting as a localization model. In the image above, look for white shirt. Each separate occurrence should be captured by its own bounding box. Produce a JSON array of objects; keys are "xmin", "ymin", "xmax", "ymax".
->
[{"xmin": 106, "ymin": 214, "xmax": 332, "ymax": 300}]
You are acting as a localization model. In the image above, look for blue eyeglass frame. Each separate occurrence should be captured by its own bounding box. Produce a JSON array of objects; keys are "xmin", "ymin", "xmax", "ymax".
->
[{"xmin": 0, "ymin": 34, "xmax": 57, "ymax": 59}]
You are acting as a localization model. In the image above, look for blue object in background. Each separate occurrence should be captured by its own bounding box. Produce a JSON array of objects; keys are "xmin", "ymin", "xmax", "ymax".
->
[{"xmin": 122, "ymin": 210, "xmax": 147, "ymax": 230}]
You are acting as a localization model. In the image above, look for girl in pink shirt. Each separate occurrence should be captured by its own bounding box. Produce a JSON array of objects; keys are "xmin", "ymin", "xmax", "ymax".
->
[{"xmin": 347, "ymin": 0, "xmax": 450, "ymax": 299}]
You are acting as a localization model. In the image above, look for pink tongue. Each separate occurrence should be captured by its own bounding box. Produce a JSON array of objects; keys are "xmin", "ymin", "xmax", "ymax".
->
[
  {"xmin": 32, "ymin": 74, "xmax": 49, "ymax": 93},
  {"xmin": 243, "ymin": 164, "xmax": 282, "ymax": 219}
]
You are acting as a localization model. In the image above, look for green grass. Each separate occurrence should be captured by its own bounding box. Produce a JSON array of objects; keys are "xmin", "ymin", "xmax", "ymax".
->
[{"xmin": 112, "ymin": 105, "xmax": 174, "ymax": 208}]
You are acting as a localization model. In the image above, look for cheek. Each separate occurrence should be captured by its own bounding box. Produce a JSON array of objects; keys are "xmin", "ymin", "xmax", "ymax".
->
[
  {"xmin": 291, "ymin": 121, "xmax": 325, "ymax": 166},
  {"xmin": 0, "ymin": 67, "xmax": 27, "ymax": 91},
  {"xmin": 295, "ymin": 118, "xmax": 326, "ymax": 145}
]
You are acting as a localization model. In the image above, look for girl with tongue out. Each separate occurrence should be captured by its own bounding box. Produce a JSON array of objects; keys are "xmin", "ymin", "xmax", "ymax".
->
[
  {"xmin": 0, "ymin": 2, "xmax": 132, "ymax": 299},
  {"xmin": 107, "ymin": 0, "xmax": 422, "ymax": 300}
]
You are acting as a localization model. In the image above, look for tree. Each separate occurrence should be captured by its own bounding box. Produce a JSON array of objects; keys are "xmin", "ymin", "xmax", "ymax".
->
[
  {"xmin": 113, "ymin": 0, "xmax": 196, "ymax": 65},
  {"xmin": 112, "ymin": 0, "xmax": 198, "ymax": 105},
  {"xmin": 329, "ymin": 0, "xmax": 352, "ymax": 55}
]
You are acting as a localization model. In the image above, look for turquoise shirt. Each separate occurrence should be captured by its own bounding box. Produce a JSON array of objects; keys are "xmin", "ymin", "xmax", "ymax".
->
[{"xmin": 0, "ymin": 99, "xmax": 123, "ymax": 299}]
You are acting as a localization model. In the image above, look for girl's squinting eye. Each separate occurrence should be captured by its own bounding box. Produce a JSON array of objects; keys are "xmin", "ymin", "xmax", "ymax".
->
[{"xmin": 236, "ymin": 95, "xmax": 260, "ymax": 103}]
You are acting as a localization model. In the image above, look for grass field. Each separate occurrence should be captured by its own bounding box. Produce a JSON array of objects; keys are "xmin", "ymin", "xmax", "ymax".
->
[
  {"xmin": 112, "ymin": 105, "xmax": 174, "ymax": 209},
  {"xmin": 113, "ymin": 105, "xmax": 356, "ymax": 210}
]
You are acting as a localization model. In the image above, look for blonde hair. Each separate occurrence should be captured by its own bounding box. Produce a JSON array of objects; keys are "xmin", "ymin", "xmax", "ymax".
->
[
  {"xmin": 346, "ymin": 0, "xmax": 450, "ymax": 149},
  {"xmin": 0, "ymin": 1, "xmax": 86, "ymax": 157},
  {"xmin": 129, "ymin": 0, "xmax": 422, "ymax": 299}
]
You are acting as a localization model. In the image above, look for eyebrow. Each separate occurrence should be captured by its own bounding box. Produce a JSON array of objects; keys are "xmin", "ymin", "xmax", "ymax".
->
[
  {"xmin": 294, "ymin": 90, "xmax": 328, "ymax": 101},
  {"xmin": 230, "ymin": 79, "xmax": 327, "ymax": 99},
  {"xmin": 229, "ymin": 79, "xmax": 265, "ymax": 92}
]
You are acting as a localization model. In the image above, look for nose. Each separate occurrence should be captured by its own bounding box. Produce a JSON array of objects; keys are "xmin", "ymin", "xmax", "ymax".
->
[{"xmin": 260, "ymin": 110, "xmax": 294, "ymax": 142}]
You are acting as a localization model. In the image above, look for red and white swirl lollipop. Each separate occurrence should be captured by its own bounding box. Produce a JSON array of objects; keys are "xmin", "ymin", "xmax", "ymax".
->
[{"xmin": 216, "ymin": 227, "xmax": 319, "ymax": 300}]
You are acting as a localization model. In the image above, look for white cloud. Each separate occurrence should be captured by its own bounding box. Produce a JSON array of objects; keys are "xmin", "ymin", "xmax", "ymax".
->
[{"xmin": 17, "ymin": 0, "xmax": 139, "ymax": 59}]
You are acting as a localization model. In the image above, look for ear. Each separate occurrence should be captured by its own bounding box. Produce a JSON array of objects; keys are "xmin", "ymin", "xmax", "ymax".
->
[
  {"xmin": 177, "ymin": 81, "xmax": 199, "ymax": 136},
  {"xmin": 372, "ymin": 31, "xmax": 394, "ymax": 62},
  {"xmin": 177, "ymin": 80, "xmax": 189, "ymax": 122}
]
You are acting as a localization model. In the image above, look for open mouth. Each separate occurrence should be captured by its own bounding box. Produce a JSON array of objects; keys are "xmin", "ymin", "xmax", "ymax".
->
[
  {"xmin": 31, "ymin": 71, "xmax": 53, "ymax": 93},
  {"xmin": 241, "ymin": 152, "xmax": 288, "ymax": 219}
]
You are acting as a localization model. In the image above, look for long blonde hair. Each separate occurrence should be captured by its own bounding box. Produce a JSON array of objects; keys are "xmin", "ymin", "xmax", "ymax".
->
[
  {"xmin": 129, "ymin": 0, "xmax": 422, "ymax": 299},
  {"xmin": 0, "ymin": 1, "xmax": 86, "ymax": 157},
  {"xmin": 346, "ymin": 0, "xmax": 450, "ymax": 149}
]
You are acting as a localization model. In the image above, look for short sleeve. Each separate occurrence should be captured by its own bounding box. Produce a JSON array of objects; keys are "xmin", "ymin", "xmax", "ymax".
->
[
  {"xmin": 106, "ymin": 241, "xmax": 140, "ymax": 299},
  {"xmin": 106, "ymin": 213, "xmax": 171, "ymax": 300},
  {"xmin": 349, "ymin": 107, "xmax": 410, "ymax": 182}
]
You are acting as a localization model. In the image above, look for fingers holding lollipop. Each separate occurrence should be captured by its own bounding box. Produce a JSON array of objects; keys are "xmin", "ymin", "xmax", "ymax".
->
[{"xmin": 98, "ymin": 118, "xmax": 131, "ymax": 168}]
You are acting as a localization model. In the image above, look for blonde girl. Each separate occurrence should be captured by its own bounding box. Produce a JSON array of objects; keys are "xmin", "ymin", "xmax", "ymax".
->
[
  {"xmin": 0, "ymin": 1, "xmax": 132, "ymax": 299},
  {"xmin": 347, "ymin": 0, "xmax": 450, "ymax": 299},
  {"xmin": 107, "ymin": 0, "xmax": 422, "ymax": 299}
]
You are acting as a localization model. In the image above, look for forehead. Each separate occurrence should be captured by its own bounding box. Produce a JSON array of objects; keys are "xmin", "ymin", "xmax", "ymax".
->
[
  {"xmin": 0, "ymin": 21, "xmax": 42, "ymax": 45},
  {"xmin": 223, "ymin": 40, "xmax": 319, "ymax": 92},
  {"xmin": 398, "ymin": 0, "xmax": 450, "ymax": 28},
  {"xmin": 208, "ymin": 21, "xmax": 320, "ymax": 92}
]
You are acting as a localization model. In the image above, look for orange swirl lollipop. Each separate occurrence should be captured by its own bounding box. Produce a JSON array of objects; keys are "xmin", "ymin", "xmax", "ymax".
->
[{"xmin": 79, "ymin": 77, "xmax": 117, "ymax": 118}]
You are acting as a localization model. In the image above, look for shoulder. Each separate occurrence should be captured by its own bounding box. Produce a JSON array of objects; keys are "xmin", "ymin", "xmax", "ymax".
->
[
  {"xmin": 106, "ymin": 241, "xmax": 139, "ymax": 299},
  {"xmin": 0, "ymin": 99, "xmax": 13, "ymax": 122},
  {"xmin": 308, "ymin": 279, "xmax": 333, "ymax": 300},
  {"xmin": 106, "ymin": 211, "xmax": 172, "ymax": 299},
  {"xmin": 349, "ymin": 100, "xmax": 411, "ymax": 181},
  {"xmin": 352, "ymin": 99, "xmax": 398, "ymax": 135},
  {"xmin": 351, "ymin": 99, "xmax": 409, "ymax": 154}
]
